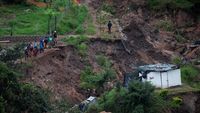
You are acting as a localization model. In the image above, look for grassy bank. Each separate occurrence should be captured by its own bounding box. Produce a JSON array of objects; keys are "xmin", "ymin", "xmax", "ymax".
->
[
  {"xmin": 0, "ymin": 1, "xmax": 94, "ymax": 36},
  {"xmin": 0, "ymin": 5, "xmax": 48, "ymax": 36}
]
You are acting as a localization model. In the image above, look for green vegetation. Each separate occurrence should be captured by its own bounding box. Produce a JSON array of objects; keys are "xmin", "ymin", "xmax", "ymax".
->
[
  {"xmin": 0, "ymin": 0, "xmax": 93, "ymax": 36},
  {"xmin": 172, "ymin": 57, "xmax": 182, "ymax": 66},
  {"xmin": 175, "ymin": 33, "xmax": 186, "ymax": 43},
  {"xmin": 0, "ymin": 43, "xmax": 25, "ymax": 65},
  {"xmin": 96, "ymin": 54, "xmax": 112, "ymax": 68},
  {"xmin": 172, "ymin": 57, "xmax": 200, "ymax": 89},
  {"xmin": 0, "ymin": 5, "xmax": 48, "ymax": 36},
  {"xmin": 80, "ymin": 65, "xmax": 116, "ymax": 91},
  {"xmin": 159, "ymin": 89, "xmax": 169, "ymax": 99},
  {"xmin": 58, "ymin": 5, "xmax": 89, "ymax": 35},
  {"xmin": 80, "ymin": 55, "xmax": 116, "ymax": 91},
  {"xmin": 148, "ymin": 0, "xmax": 196, "ymax": 10},
  {"xmin": 51, "ymin": 99, "xmax": 71, "ymax": 113},
  {"xmin": 163, "ymin": 85, "xmax": 200, "ymax": 95},
  {"xmin": 87, "ymin": 81, "xmax": 167, "ymax": 113},
  {"xmin": 0, "ymin": 63, "xmax": 50, "ymax": 113},
  {"xmin": 85, "ymin": 23, "xmax": 96, "ymax": 35},
  {"xmin": 62, "ymin": 35, "xmax": 88, "ymax": 46},
  {"xmin": 174, "ymin": 30, "xmax": 187, "ymax": 43},
  {"xmin": 97, "ymin": 10, "xmax": 113, "ymax": 25},
  {"xmin": 77, "ymin": 43, "xmax": 88, "ymax": 56},
  {"xmin": 0, "ymin": 44, "xmax": 52, "ymax": 113},
  {"xmin": 170, "ymin": 96, "xmax": 183, "ymax": 108},
  {"xmin": 62, "ymin": 35, "xmax": 88, "ymax": 56},
  {"xmin": 181, "ymin": 65, "xmax": 200, "ymax": 85},
  {"xmin": 155, "ymin": 20, "xmax": 174, "ymax": 32},
  {"xmin": 101, "ymin": 3, "xmax": 116, "ymax": 15}
]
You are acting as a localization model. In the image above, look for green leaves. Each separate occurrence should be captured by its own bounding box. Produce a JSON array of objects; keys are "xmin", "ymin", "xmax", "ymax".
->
[
  {"xmin": 0, "ymin": 96, "xmax": 5, "ymax": 113},
  {"xmin": 0, "ymin": 43, "xmax": 25, "ymax": 65},
  {"xmin": 57, "ymin": 5, "xmax": 89, "ymax": 34},
  {"xmin": 62, "ymin": 35, "xmax": 89, "ymax": 56},
  {"xmin": 155, "ymin": 20, "xmax": 174, "ymax": 32},
  {"xmin": 0, "ymin": 63, "xmax": 50, "ymax": 113},
  {"xmin": 45, "ymin": 8, "xmax": 59, "ymax": 16},
  {"xmin": 148, "ymin": 0, "xmax": 195, "ymax": 10},
  {"xmin": 181, "ymin": 65, "xmax": 200, "ymax": 84},
  {"xmin": 92, "ymin": 81, "xmax": 165, "ymax": 113},
  {"xmin": 80, "ymin": 55, "xmax": 116, "ymax": 90}
]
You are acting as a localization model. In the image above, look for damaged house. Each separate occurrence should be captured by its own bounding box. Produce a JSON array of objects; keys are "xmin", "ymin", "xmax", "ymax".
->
[{"xmin": 124, "ymin": 64, "xmax": 182, "ymax": 88}]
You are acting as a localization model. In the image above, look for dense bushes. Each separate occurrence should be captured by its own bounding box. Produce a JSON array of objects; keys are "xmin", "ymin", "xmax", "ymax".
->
[
  {"xmin": 80, "ymin": 55, "xmax": 116, "ymax": 91},
  {"xmin": 0, "ymin": 44, "xmax": 50, "ymax": 113},
  {"xmin": 0, "ymin": 63, "xmax": 50, "ymax": 113},
  {"xmin": 101, "ymin": 3, "xmax": 116, "ymax": 15},
  {"xmin": 80, "ymin": 63, "xmax": 116, "ymax": 90},
  {"xmin": 62, "ymin": 35, "xmax": 89, "ymax": 56},
  {"xmin": 0, "ymin": 43, "xmax": 25, "ymax": 64},
  {"xmin": 87, "ymin": 81, "xmax": 167, "ymax": 113},
  {"xmin": 57, "ymin": 5, "xmax": 89, "ymax": 34},
  {"xmin": 148, "ymin": 0, "xmax": 198, "ymax": 10},
  {"xmin": 181, "ymin": 65, "xmax": 200, "ymax": 85},
  {"xmin": 156, "ymin": 20, "xmax": 174, "ymax": 31},
  {"xmin": 0, "ymin": 0, "xmax": 26, "ymax": 4}
]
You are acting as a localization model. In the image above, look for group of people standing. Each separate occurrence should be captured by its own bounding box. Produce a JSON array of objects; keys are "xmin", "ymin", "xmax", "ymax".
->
[
  {"xmin": 24, "ymin": 31, "xmax": 57, "ymax": 60},
  {"xmin": 23, "ymin": 20, "xmax": 112, "ymax": 60}
]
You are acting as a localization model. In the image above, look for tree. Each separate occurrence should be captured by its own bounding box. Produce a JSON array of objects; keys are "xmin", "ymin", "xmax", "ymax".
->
[
  {"xmin": 1, "ymin": 0, "xmax": 26, "ymax": 4},
  {"xmin": 148, "ymin": 0, "xmax": 195, "ymax": 10},
  {"xmin": 0, "ymin": 63, "xmax": 50, "ymax": 113},
  {"xmin": 92, "ymin": 81, "xmax": 166, "ymax": 113},
  {"xmin": 0, "ymin": 43, "xmax": 25, "ymax": 66},
  {"xmin": 45, "ymin": 8, "xmax": 59, "ymax": 34}
]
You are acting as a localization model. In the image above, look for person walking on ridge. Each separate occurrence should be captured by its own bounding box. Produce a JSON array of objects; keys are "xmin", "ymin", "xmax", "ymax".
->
[
  {"xmin": 39, "ymin": 38, "xmax": 44, "ymax": 53},
  {"xmin": 33, "ymin": 40, "xmax": 38, "ymax": 56},
  {"xmin": 107, "ymin": 20, "xmax": 112, "ymax": 33},
  {"xmin": 53, "ymin": 31, "xmax": 57, "ymax": 45}
]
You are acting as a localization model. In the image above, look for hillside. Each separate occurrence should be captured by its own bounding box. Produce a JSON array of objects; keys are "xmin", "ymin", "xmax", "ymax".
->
[{"xmin": 0, "ymin": 0, "xmax": 200, "ymax": 113}]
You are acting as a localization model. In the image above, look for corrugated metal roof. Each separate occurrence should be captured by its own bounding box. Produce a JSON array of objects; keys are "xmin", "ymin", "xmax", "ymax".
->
[{"xmin": 138, "ymin": 64, "xmax": 178, "ymax": 72}]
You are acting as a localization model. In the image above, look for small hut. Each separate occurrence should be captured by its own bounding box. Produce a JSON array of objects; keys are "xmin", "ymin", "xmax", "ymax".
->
[{"xmin": 138, "ymin": 64, "xmax": 182, "ymax": 88}]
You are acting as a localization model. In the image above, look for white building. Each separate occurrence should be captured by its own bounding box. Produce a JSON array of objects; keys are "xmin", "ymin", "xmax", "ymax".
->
[{"xmin": 138, "ymin": 64, "xmax": 182, "ymax": 88}]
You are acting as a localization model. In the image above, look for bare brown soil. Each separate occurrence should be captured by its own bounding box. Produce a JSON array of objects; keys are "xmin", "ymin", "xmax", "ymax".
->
[
  {"xmin": 24, "ymin": 46, "xmax": 85, "ymax": 103},
  {"xmin": 23, "ymin": 35, "xmax": 169, "ymax": 104}
]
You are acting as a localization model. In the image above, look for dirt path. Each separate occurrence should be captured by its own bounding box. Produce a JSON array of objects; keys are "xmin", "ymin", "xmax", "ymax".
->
[{"xmin": 82, "ymin": 0, "xmax": 100, "ymax": 37}]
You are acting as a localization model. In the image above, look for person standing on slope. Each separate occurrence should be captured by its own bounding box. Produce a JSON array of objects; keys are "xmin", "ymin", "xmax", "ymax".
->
[
  {"xmin": 33, "ymin": 40, "xmax": 38, "ymax": 56},
  {"xmin": 39, "ymin": 38, "xmax": 44, "ymax": 53},
  {"xmin": 53, "ymin": 31, "xmax": 57, "ymax": 45},
  {"xmin": 107, "ymin": 20, "xmax": 112, "ymax": 33}
]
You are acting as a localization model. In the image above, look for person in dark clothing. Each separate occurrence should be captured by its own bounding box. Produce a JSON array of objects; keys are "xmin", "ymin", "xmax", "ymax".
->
[
  {"xmin": 44, "ymin": 36, "xmax": 48, "ymax": 49},
  {"xmin": 33, "ymin": 40, "xmax": 38, "ymax": 56},
  {"xmin": 24, "ymin": 47, "xmax": 29, "ymax": 60},
  {"xmin": 107, "ymin": 20, "xmax": 112, "ymax": 33},
  {"xmin": 53, "ymin": 31, "xmax": 57, "ymax": 45},
  {"xmin": 39, "ymin": 38, "xmax": 44, "ymax": 53},
  {"xmin": 29, "ymin": 43, "xmax": 34, "ymax": 57},
  {"xmin": 53, "ymin": 31, "xmax": 57, "ymax": 39}
]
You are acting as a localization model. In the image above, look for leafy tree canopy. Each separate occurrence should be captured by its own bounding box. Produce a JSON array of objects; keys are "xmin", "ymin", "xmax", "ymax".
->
[
  {"xmin": 0, "ymin": 63, "xmax": 50, "ymax": 113},
  {"xmin": 89, "ymin": 81, "xmax": 167, "ymax": 113}
]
